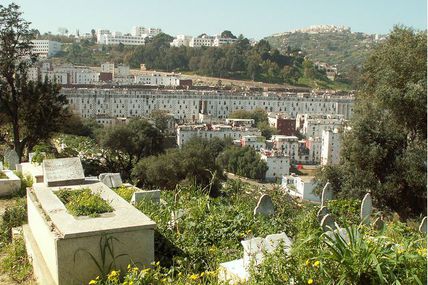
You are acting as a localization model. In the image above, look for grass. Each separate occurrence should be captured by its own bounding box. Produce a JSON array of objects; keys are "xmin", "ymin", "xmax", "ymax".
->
[{"xmin": 55, "ymin": 188, "xmax": 113, "ymax": 217}]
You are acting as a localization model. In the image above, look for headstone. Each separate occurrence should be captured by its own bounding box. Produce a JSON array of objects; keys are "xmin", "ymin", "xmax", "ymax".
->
[
  {"xmin": 325, "ymin": 227, "xmax": 350, "ymax": 243},
  {"xmin": 321, "ymin": 182, "xmax": 333, "ymax": 207},
  {"xmin": 4, "ymin": 149, "xmax": 19, "ymax": 170},
  {"xmin": 320, "ymin": 214, "xmax": 337, "ymax": 232},
  {"xmin": 253, "ymin": 194, "xmax": 275, "ymax": 216},
  {"xmin": 0, "ymin": 161, "xmax": 3, "ymax": 171},
  {"xmin": 360, "ymin": 193, "xmax": 372, "ymax": 225},
  {"xmin": 168, "ymin": 209, "xmax": 186, "ymax": 229},
  {"xmin": 131, "ymin": 190, "xmax": 161, "ymax": 205},
  {"xmin": 419, "ymin": 217, "xmax": 427, "ymax": 234},
  {"xmin": 317, "ymin": 206, "xmax": 329, "ymax": 222},
  {"xmin": 99, "ymin": 173, "xmax": 122, "ymax": 188},
  {"xmin": 241, "ymin": 237, "xmax": 265, "ymax": 268},
  {"xmin": 373, "ymin": 217, "xmax": 385, "ymax": 231},
  {"xmin": 43, "ymin": 157, "xmax": 85, "ymax": 187}
]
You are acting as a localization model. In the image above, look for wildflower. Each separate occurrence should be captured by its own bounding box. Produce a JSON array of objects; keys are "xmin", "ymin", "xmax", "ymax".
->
[
  {"xmin": 305, "ymin": 259, "xmax": 310, "ymax": 266},
  {"xmin": 200, "ymin": 272, "xmax": 205, "ymax": 277},
  {"xmin": 127, "ymin": 264, "xmax": 131, "ymax": 270},
  {"xmin": 89, "ymin": 280, "xmax": 97, "ymax": 285},
  {"xmin": 107, "ymin": 270, "xmax": 120, "ymax": 281},
  {"xmin": 308, "ymin": 278, "xmax": 314, "ymax": 284},
  {"xmin": 313, "ymin": 260, "xmax": 320, "ymax": 267},
  {"xmin": 417, "ymin": 247, "xmax": 427, "ymax": 257},
  {"xmin": 178, "ymin": 272, "xmax": 183, "ymax": 277},
  {"xmin": 189, "ymin": 273, "xmax": 199, "ymax": 280}
]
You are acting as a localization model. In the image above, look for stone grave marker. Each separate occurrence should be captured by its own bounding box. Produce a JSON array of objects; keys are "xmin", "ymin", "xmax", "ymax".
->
[
  {"xmin": 131, "ymin": 190, "xmax": 161, "ymax": 205},
  {"xmin": 321, "ymin": 182, "xmax": 333, "ymax": 207},
  {"xmin": 325, "ymin": 227, "xmax": 351, "ymax": 243},
  {"xmin": 253, "ymin": 194, "xmax": 275, "ymax": 216},
  {"xmin": 99, "ymin": 173, "xmax": 122, "ymax": 188},
  {"xmin": 241, "ymin": 237, "xmax": 265, "ymax": 268},
  {"xmin": 320, "ymin": 214, "xmax": 337, "ymax": 232},
  {"xmin": 43, "ymin": 157, "xmax": 85, "ymax": 187},
  {"xmin": 0, "ymin": 161, "xmax": 3, "ymax": 171},
  {"xmin": 419, "ymin": 217, "xmax": 427, "ymax": 234},
  {"xmin": 317, "ymin": 206, "xmax": 329, "ymax": 222},
  {"xmin": 360, "ymin": 193, "xmax": 372, "ymax": 225},
  {"xmin": 4, "ymin": 149, "xmax": 19, "ymax": 170},
  {"xmin": 373, "ymin": 217, "xmax": 384, "ymax": 231}
]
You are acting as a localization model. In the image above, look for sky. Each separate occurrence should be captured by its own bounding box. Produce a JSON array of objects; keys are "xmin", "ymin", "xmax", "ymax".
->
[{"xmin": 6, "ymin": 0, "xmax": 427, "ymax": 39}]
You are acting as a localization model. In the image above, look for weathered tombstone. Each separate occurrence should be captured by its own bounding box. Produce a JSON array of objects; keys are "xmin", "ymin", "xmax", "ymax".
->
[
  {"xmin": 241, "ymin": 237, "xmax": 265, "ymax": 268},
  {"xmin": 419, "ymin": 217, "xmax": 427, "ymax": 234},
  {"xmin": 320, "ymin": 214, "xmax": 336, "ymax": 232},
  {"xmin": 99, "ymin": 173, "xmax": 122, "ymax": 188},
  {"xmin": 0, "ymin": 161, "xmax": 3, "ymax": 171},
  {"xmin": 42, "ymin": 157, "xmax": 85, "ymax": 187},
  {"xmin": 131, "ymin": 190, "xmax": 161, "ymax": 205},
  {"xmin": 325, "ymin": 227, "xmax": 350, "ymax": 243},
  {"xmin": 317, "ymin": 206, "xmax": 329, "ymax": 222},
  {"xmin": 360, "ymin": 193, "xmax": 372, "ymax": 225},
  {"xmin": 321, "ymin": 182, "xmax": 333, "ymax": 207},
  {"xmin": 373, "ymin": 217, "xmax": 385, "ymax": 231},
  {"xmin": 4, "ymin": 149, "xmax": 19, "ymax": 170},
  {"xmin": 253, "ymin": 194, "xmax": 275, "ymax": 216}
]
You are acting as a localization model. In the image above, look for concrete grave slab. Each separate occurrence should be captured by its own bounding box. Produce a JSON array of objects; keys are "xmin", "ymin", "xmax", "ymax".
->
[
  {"xmin": 0, "ymin": 170, "xmax": 21, "ymax": 197},
  {"xmin": 253, "ymin": 194, "xmax": 275, "ymax": 216},
  {"xmin": 43, "ymin": 157, "xmax": 85, "ymax": 187},
  {"xmin": 99, "ymin": 173, "xmax": 122, "ymax": 188},
  {"xmin": 131, "ymin": 190, "xmax": 161, "ymax": 205}
]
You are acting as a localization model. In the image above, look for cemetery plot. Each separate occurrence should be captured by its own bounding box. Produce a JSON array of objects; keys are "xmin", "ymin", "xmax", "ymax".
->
[{"xmin": 0, "ymin": 170, "xmax": 21, "ymax": 197}]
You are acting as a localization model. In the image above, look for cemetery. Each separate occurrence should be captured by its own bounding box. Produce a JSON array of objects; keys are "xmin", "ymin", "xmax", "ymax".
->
[{"xmin": 0, "ymin": 155, "xmax": 426, "ymax": 284}]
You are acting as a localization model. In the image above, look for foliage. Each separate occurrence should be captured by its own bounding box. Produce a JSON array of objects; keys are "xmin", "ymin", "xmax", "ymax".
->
[
  {"xmin": 0, "ymin": 237, "xmax": 33, "ymax": 282},
  {"xmin": 326, "ymin": 199, "xmax": 361, "ymax": 226},
  {"xmin": 98, "ymin": 118, "xmax": 164, "ymax": 180},
  {"xmin": 14, "ymin": 171, "xmax": 33, "ymax": 197},
  {"xmin": 0, "ymin": 4, "xmax": 69, "ymax": 161},
  {"xmin": 216, "ymin": 146, "xmax": 268, "ymax": 180},
  {"xmin": 0, "ymin": 172, "xmax": 7, "ymax": 179},
  {"xmin": 132, "ymin": 137, "xmax": 228, "ymax": 195},
  {"xmin": 55, "ymin": 188, "xmax": 113, "ymax": 217},
  {"xmin": 0, "ymin": 198, "xmax": 27, "ymax": 243},
  {"xmin": 114, "ymin": 186, "xmax": 135, "ymax": 202},
  {"xmin": 316, "ymin": 26, "xmax": 427, "ymax": 218}
]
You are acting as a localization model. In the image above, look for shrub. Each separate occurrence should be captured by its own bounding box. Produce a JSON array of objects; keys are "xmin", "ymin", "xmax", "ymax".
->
[
  {"xmin": 55, "ymin": 188, "xmax": 113, "ymax": 217},
  {"xmin": 114, "ymin": 186, "xmax": 135, "ymax": 202},
  {"xmin": 14, "ymin": 172, "xmax": 33, "ymax": 197},
  {"xmin": 0, "ymin": 198, "xmax": 27, "ymax": 243}
]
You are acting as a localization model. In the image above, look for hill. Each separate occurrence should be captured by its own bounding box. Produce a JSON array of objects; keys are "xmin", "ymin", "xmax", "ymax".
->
[{"xmin": 265, "ymin": 29, "xmax": 383, "ymax": 86}]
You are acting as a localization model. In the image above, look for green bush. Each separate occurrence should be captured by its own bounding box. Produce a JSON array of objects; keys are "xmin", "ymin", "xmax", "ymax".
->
[
  {"xmin": 114, "ymin": 186, "xmax": 135, "ymax": 202},
  {"xmin": 0, "ymin": 198, "xmax": 27, "ymax": 243},
  {"xmin": 55, "ymin": 188, "xmax": 113, "ymax": 217},
  {"xmin": 0, "ymin": 237, "xmax": 33, "ymax": 282},
  {"xmin": 14, "ymin": 172, "xmax": 33, "ymax": 197}
]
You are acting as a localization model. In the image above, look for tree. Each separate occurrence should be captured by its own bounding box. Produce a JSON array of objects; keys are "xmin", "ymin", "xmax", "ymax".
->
[
  {"xmin": 99, "ymin": 118, "xmax": 164, "ymax": 179},
  {"xmin": 0, "ymin": 4, "xmax": 69, "ymax": 161},
  {"xmin": 317, "ymin": 26, "xmax": 427, "ymax": 218},
  {"xmin": 220, "ymin": 30, "xmax": 237, "ymax": 39}
]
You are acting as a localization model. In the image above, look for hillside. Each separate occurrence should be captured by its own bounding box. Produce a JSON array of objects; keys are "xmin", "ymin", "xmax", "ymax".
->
[{"xmin": 265, "ymin": 30, "xmax": 382, "ymax": 85}]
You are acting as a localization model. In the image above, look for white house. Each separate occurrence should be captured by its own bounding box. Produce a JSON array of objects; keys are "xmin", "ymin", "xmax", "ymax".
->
[
  {"xmin": 282, "ymin": 174, "xmax": 319, "ymax": 202},
  {"xmin": 320, "ymin": 128, "xmax": 342, "ymax": 165},
  {"xmin": 270, "ymin": 135, "xmax": 299, "ymax": 161},
  {"xmin": 260, "ymin": 148, "xmax": 290, "ymax": 181},
  {"xmin": 241, "ymin": 135, "xmax": 266, "ymax": 151},
  {"xmin": 189, "ymin": 35, "xmax": 215, "ymax": 47},
  {"xmin": 31, "ymin": 40, "xmax": 62, "ymax": 57},
  {"xmin": 296, "ymin": 113, "xmax": 344, "ymax": 139},
  {"xmin": 170, "ymin": 35, "xmax": 192, "ymax": 47},
  {"xmin": 134, "ymin": 73, "xmax": 181, "ymax": 86}
]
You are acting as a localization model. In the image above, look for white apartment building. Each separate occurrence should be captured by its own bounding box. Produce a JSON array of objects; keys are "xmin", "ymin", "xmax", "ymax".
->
[
  {"xmin": 260, "ymin": 149, "xmax": 290, "ymax": 181},
  {"xmin": 320, "ymin": 128, "xmax": 342, "ymax": 165},
  {"xmin": 170, "ymin": 35, "xmax": 192, "ymax": 47},
  {"xmin": 54, "ymin": 66, "xmax": 99, "ymax": 85},
  {"xmin": 132, "ymin": 26, "xmax": 162, "ymax": 37},
  {"xmin": 225, "ymin": 118, "xmax": 255, "ymax": 127},
  {"xmin": 31, "ymin": 40, "xmax": 62, "ymax": 57},
  {"xmin": 134, "ymin": 73, "xmax": 180, "ymax": 86},
  {"xmin": 282, "ymin": 174, "xmax": 318, "ymax": 202},
  {"xmin": 100, "ymin": 33, "xmax": 146, "ymax": 45},
  {"xmin": 116, "ymin": 65, "xmax": 130, "ymax": 77},
  {"xmin": 241, "ymin": 135, "xmax": 266, "ymax": 151},
  {"xmin": 101, "ymin": 62, "xmax": 115, "ymax": 74},
  {"xmin": 189, "ymin": 35, "xmax": 214, "ymax": 47},
  {"xmin": 63, "ymin": 88, "xmax": 354, "ymax": 124},
  {"xmin": 40, "ymin": 71, "xmax": 68, "ymax": 84},
  {"xmin": 297, "ymin": 113, "xmax": 344, "ymax": 138},
  {"xmin": 270, "ymin": 135, "xmax": 299, "ymax": 161},
  {"xmin": 176, "ymin": 124, "xmax": 261, "ymax": 148},
  {"xmin": 212, "ymin": 36, "xmax": 238, "ymax": 47},
  {"xmin": 306, "ymin": 137, "xmax": 322, "ymax": 164}
]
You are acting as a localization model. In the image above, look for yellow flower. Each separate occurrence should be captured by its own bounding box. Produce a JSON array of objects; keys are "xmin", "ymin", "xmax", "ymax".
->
[
  {"xmin": 107, "ymin": 270, "xmax": 120, "ymax": 281},
  {"xmin": 127, "ymin": 264, "xmax": 131, "ymax": 270},
  {"xmin": 308, "ymin": 278, "xmax": 314, "ymax": 284},
  {"xmin": 313, "ymin": 260, "xmax": 320, "ymax": 267},
  {"xmin": 200, "ymin": 272, "xmax": 205, "ymax": 277},
  {"xmin": 189, "ymin": 273, "xmax": 199, "ymax": 280},
  {"xmin": 89, "ymin": 280, "xmax": 97, "ymax": 285},
  {"xmin": 178, "ymin": 272, "xmax": 183, "ymax": 277},
  {"xmin": 305, "ymin": 259, "xmax": 310, "ymax": 266},
  {"xmin": 129, "ymin": 281, "xmax": 134, "ymax": 285}
]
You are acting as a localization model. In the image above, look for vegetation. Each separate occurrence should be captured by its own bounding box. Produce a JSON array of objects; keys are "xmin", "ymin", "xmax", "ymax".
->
[
  {"xmin": 55, "ymin": 188, "xmax": 113, "ymax": 217},
  {"xmin": 265, "ymin": 29, "xmax": 379, "ymax": 87},
  {"xmin": 0, "ymin": 4, "xmax": 69, "ymax": 161},
  {"xmin": 217, "ymin": 146, "xmax": 268, "ymax": 180},
  {"xmin": 316, "ymin": 26, "xmax": 427, "ymax": 219},
  {"xmin": 0, "ymin": 172, "xmax": 8, "ymax": 179},
  {"xmin": 0, "ymin": 237, "xmax": 33, "ymax": 283},
  {"xmin": 228, "ymin": 108, "xmax": 277, "ymax": 139},
  {"xmin": 114, "ymin": 186, "xmax": 136, "ymax": 202}
]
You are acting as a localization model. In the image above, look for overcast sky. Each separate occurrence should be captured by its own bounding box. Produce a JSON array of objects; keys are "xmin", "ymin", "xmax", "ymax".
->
[{"xmin": 6, "ymin": 0, "xmax": 427, "ymax": 39}]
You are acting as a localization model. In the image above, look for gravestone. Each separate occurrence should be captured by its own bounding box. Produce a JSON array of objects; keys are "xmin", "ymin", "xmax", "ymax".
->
[
  {"xmin": 168, "ymin": 209, "xmax": 186, "ymax": 229},
  {"xmin": 131, "ymin": 190, "xmax": 161, "ymax": 205},
  {"xmin": 4, "ymin": 149, "xmax": 19, "ymax": 170},
  {"xmin": 360, "ymin": 193, "xmax": 372, "ymax": 225},
  {"xmin": 320, "ymin": 214, "xmax": 336, "ymax": 232},
  {"xmin": 43, "ymin": 157, "xmax": 85, "ymax": 187},
  {"xmin": 241, "ymin": 237, "xmax": 265, "ymax": 268},
  {"xmin": 325, "ymin": 227, "xmax": 350, "ymax": 243},
  {"xmin": 253, "ymin": 194, "xmax": 275, "ymax": 216},
  {"xmin": 373, "ymin": 217, "xmax": 384, "ymax": 231},
  {"xmin": 0, "ymin": 162, "xmax": 3, "ymax": 171},
  {"xmin": 99, "ymin": 173, "xmax": 122, "ymax": 188},
  {"xmin": 317, "ymin": 206, "xmax": 329, "ymax": 222},
  {"xmin": 419, "ymin": 217, "xmax": 427, "ymax": 234},
  {"xmin": 321, "ymin": 182, "xmax": 333, "ymax": 207}
]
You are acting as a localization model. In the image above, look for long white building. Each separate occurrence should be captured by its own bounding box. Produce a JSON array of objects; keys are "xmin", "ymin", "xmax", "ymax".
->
[
  {"xmin": 31, "ymin": 40, "xmax": 62, "ymax": 57},
  {"xmin": 320, "ymin": 128, "xmax": 342, "ymax": 165}
]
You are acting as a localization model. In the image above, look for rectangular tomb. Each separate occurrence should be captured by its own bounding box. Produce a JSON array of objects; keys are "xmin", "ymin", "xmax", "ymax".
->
[
  {"xmin": 43, "ymin": 157, "xmax": 85, "ymax": 187},
  {"xmin": 25, "ymin": 181, "xmax": 156, "ymax": 285},
  {"xmin": 0, "ymin": 170, "xmax": 21, "ymax": 197}
]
